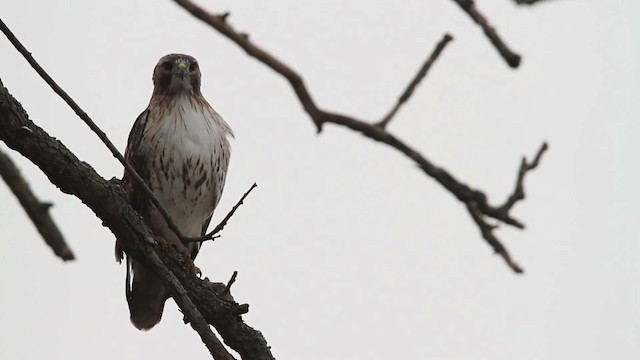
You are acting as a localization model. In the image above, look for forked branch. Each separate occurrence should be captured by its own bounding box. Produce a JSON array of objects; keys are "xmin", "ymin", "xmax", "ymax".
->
[
  {"xmin": 467, "ymin": 142, "xmax": 548, "ymax": 273},
  {"xmin": 174, "ymin": 0, "xmax": 547, "ymax": 273}
]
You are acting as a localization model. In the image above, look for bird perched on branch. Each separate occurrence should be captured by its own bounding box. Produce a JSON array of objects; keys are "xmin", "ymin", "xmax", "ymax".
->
[{"xmin": 115, "ymin": 54, "xmax": 233, "ymax": 330}]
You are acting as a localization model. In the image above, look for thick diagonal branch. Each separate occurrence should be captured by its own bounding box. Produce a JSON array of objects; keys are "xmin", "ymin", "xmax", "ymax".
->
[
  {"xmin": 0, "ymin": 148, "xmax": 73, "ymax": 261},
  {"xmin": 0, "ymin": 80, "xmax": 273, "ymax": 360}
]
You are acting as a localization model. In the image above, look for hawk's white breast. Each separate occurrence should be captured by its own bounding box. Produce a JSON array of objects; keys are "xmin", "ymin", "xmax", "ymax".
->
[{"xmin": 141, "ymin": 94, "xmax": 232, "ymax": 244}]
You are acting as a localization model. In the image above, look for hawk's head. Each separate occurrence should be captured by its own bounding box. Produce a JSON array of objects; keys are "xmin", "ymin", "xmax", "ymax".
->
[{"xmin": 152, "ymin": 53, "xmax": 201, "ymax": 95}]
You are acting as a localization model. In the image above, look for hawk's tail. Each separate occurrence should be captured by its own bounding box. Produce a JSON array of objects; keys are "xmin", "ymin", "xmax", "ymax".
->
[{"xmin": 127, "ymin": 258, "xmax": 169, "ymax": 330}]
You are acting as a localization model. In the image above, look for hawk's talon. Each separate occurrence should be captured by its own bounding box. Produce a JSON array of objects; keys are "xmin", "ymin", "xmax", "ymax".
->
[
  {"xmin": 177, "ymin": 245, "xmax": 201, "ymax": 276},
  {"xmin": 187, "ymin": 259, "xmax": 201, "ymax": 276},
  {"xmin": 155, "ymin": 235, "xmax": 171, "ymax": 247}
]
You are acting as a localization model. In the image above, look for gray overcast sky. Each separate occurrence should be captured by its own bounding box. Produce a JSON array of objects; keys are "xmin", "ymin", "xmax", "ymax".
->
[{"xmin": 1, "ymin": 1, "xmax": 638, "ymax": 359}]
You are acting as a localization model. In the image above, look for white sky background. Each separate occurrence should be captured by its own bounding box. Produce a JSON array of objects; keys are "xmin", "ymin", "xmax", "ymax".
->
[{"xmin": 0, "ymin": 0, "xmax": 638, "ymax": 359}]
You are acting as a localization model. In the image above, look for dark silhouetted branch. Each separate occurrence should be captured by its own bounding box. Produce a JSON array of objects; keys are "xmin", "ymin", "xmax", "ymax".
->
[
  {"xmin": 499, "ymin": 142, "xmax": 548, "ymax": 214},
  {"xmin": 0, "ymin": 148, "xmax": 74, "ymax": 261},
  {"xmin": 223, "ymin": 271, "xmax": 238, "ymax": 295},
  {"xmin": 466, "ymin": 201, "xmax": 523, "ymax": 273},
  {"xmin": 193, "ymin": 182, "xmax": 258, "ymax": 243},
  {"xmin": 173, "ymin": 0, "xmax": 546, "ymax": 273},
  {"xmin": 378, "ymin": 33, "xmax": 454, "ymax": 128},
  {"xmin": 451, "ymin": 0, "xmax": 521, "ymax": 68},
  {"xmin": 466, "ymin": 142, "xmax": 548, "ymax": 273},
  {"xmin": 0, "ymin": 79, "xmax": 274, "ymax": 360}
]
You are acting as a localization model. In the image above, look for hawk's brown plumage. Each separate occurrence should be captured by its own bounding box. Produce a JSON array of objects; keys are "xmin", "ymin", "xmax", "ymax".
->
[{"xmin": 115, "ymin": 54, "xmax": 233, "ymax": 330}]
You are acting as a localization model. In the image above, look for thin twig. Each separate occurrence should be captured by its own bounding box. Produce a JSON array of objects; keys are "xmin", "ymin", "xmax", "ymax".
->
[
  {"xmin": 0, "ymin": 148, "xmax": 74, "ymax": 260},
  {"xmin": 466, "ymin": 202, "xmax": 523, "ymax": 273},
  {"xmin": 378, "ymin": 33, "xmax": 454, "ymax": 128},
  {"xmin": 499, "ymin": 142, "xmax": 548, "ymax": 214},
  {"xmin": 450, "ymin": 0, "xmax": 521, "ymax": 68},
  {"xmin": 223, "ymin": 271, "xmax": 238, "ymax": 295},
  {"xmin": 173, "ymin": 0, "xmax": 546, "ymax": 273},
  {"xmin": 0, "ymin": 19, "xmax": 196, "ymax": 244},
  {"xmin": 464, "ymin": 143, "xmax": 548, "ymax": 273},
  {"xmin": 190, "ymin": 182, "xmax": 258, "ymax": 243}
]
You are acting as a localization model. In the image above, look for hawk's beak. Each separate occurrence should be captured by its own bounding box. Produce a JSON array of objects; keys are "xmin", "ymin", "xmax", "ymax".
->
[{"xmin": 175, "ymin": 59, "xmax": 188, "ymax": 79}]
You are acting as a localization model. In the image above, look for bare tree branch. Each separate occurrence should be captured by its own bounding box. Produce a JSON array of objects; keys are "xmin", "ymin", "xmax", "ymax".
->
[
  {"xmin": 0, "ymin": 148, "xmax": 73, "ymax": 261},
  {"xmin": 499, "ymin": 142, "xmax": 548, "ymax": 214},
  {"xmin": 173, "ymin": 0, "xmax": 545, "ymax": 273},
  {"xmin": 466, "ymin": 142, "xmax": 548, "ymax": 273},
  {"xmin": 450, "ymin": 0, "xmax": 522, "ymax": 68},
  {"xmin": 0, "ymin": 1, "xmax": 559, "ymax": 356},
  {"xmin": 466, "ymin": 201, "xmax": 523, "ymax": 273},
  {"xmin": 193, "ymin": 182, "xmax": 258, "ymax": 243},
  {"xmin": 0, "ymin": 79, "xmax": 274, "ymax": 360},
  {"xmin": 223, "ymin": 271, "xmax": 238, "ymax": 295},
  {"xmin": 378, "ymin": 33, "xmax": 454, "ymax": 129}
]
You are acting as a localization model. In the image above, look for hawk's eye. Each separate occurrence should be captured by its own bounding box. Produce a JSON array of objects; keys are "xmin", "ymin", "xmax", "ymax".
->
[
  {"xmin": 189, "ymin": 63, "xmax": 198, "ymax": 72},
  {"xmin": 162, "ymin": 61, "xmax": 173, "ymax": 71}
]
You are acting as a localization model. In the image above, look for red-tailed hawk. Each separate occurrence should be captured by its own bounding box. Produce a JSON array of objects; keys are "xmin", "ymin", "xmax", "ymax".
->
[{"xmin": 115, "ymin": 54, "xmax": 233, "ymax": 330}]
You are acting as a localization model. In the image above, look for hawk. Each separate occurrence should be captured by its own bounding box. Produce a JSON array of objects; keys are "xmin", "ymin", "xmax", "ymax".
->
[{"xmin": 115, "ymin": 54, "xmax": 233, "ymax": 330}]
